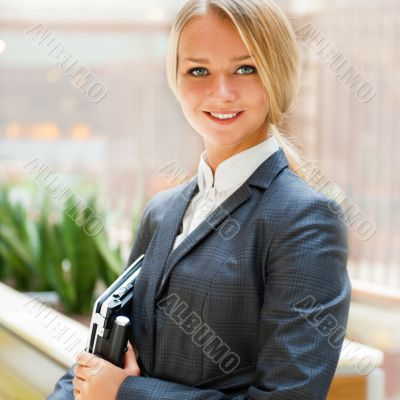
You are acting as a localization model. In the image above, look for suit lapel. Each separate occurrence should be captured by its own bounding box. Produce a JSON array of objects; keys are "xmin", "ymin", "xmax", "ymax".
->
[
  {"xmin": 155, "ymin": 183, "xmax": 253, "ymax": 299},
  {"xmin": 146, "ymin": 175, "xmax": 198, "ymax": 302},
  {"xmin": 145, "ymin": 176, "xmax": 198, "ymax": 374}
]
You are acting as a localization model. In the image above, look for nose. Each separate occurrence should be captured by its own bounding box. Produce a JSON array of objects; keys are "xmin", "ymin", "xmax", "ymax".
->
[{"xmin": 208, "ymin": 74, "xmax": 238, "ymax": 103}]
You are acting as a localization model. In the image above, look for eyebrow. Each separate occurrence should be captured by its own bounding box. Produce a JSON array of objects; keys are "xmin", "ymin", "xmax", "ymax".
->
[{"xmin": 183, "ymin": 55, "xmax": 252, "ymax": 63}]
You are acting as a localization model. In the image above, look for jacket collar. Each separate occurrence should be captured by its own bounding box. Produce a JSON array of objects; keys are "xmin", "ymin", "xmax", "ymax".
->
[
  {"xmin": 197, "ymin": 136, "xmax": 280, "ymax": 193},
  {"xmin": 246, "ymin": 147, "xmax": 289, "ymax": 189}
]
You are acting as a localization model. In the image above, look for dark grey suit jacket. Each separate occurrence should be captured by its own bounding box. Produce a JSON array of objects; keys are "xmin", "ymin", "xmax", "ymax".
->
[{"xmin": 48, "ymin": 148, "xmax": 351, "ymax": 399}]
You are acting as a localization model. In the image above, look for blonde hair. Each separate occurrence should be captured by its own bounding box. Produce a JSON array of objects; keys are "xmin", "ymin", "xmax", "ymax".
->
[{"xmin": 166, "ymin": 0, "xmax": 309, "ymax": 181}]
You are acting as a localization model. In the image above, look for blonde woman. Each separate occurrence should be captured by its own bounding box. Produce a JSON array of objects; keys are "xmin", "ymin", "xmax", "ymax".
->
[{"xmin": 49, "ymin": 0, "xmax": 351, "ymax": 399}]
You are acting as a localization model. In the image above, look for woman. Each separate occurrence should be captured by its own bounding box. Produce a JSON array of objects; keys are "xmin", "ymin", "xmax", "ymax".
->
[{"xmin": 49, "ymin": 0, "xmax": 351, "ymax": 399}]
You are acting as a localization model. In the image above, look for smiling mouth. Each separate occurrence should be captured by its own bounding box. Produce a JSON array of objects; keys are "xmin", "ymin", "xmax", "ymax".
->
[{"xmin": 203, "ymin": 111, "xmax": 244, "ymax": 123}]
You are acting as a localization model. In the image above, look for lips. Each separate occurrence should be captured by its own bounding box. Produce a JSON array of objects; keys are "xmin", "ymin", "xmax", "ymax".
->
[
  {"xmin": 206, "ymin": 111, "xmax": 242, "ymax": 114},
  {"xmin": 203, "ymin": 111, "xmax": 244, "ymax": 124}
]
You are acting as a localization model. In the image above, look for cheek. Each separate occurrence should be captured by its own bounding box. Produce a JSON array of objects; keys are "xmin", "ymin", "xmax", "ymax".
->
[
  {"xmin": 243, "ymin": 80, "xmax": 268, "ymax": 109},
  {"xmin": 178, "ymin": 80, "xmax": 207, "ymax": 109}
]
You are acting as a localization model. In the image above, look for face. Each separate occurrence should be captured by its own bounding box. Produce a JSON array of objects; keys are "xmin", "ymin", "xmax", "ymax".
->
[{"xmin": 176, "ymin": 13, "xmax": 270, "ymax": 156}]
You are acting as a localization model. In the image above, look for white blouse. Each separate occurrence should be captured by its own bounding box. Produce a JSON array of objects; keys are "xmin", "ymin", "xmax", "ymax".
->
[{"xmin": 172, "ymin": 135, "xmax": 280, "ymax": 251}]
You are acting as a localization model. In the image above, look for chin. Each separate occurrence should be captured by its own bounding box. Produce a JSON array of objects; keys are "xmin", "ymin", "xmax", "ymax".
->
[{"xmin": 202, "ymin": 133, "xmax": 244, "ymax": 148}]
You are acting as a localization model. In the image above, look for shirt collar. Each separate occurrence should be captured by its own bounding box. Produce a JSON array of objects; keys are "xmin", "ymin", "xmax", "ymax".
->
[{"xmin": 197, "ymin": 135, "xmax": 280, "ymax": 193}]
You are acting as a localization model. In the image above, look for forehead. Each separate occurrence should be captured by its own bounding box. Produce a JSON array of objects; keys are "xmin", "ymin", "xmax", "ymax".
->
[{"xmin": 178, "ymin": 13, "xmax": 249, "ymax": 57}]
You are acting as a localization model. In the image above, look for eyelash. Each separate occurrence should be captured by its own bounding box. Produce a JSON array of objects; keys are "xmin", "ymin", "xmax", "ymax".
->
[{"xmin": 186, "ymin": 65, "xmax": 257, "ymax": 77}]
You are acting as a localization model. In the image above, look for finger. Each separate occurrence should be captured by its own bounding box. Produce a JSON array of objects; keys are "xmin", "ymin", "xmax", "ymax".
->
[
  {"xmin": 76, "ymin": 351, "xmax": 102, "ymax": 368},
  {"xmin": 127, "ymin": 341, "xmax": 139, "ymax": 359},
  {"xmin": 124, "ymin": 348, "xmax": 141, "ymax": 376},
  {"xmin": 125, "ymin": 345, "xmax": 138, "ymax": 362},
  {"xmin": 72, "ymin": 376, "xmax": 84, "ymax": 393},
  {"xmin": 76, "ymin": 358, "xmax": 106, "ymax": 379},
  {"xmin": 74, "ymin": 364, "xmax": 87, "ymax": 380},
  {"xmin": 85, "ymin": 357, "xmax": 106, "ymax": 377}
]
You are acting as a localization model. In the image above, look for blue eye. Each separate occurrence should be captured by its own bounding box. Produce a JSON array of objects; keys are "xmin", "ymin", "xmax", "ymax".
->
[
  {"xmin": 187, "ymin": 65, "xmax": 256, "ymax": 77},
  {"xmin": 237, "ymin": 65, "xmax": 256, "ymax": 74},
  {"xmin": 188, "ymin": 67, "xmax": 208, "ymax": 77}
]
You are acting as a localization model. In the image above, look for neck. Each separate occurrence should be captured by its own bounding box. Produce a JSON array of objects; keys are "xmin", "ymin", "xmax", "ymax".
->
[{"xmin": 204, "ymin": 131, "xmax": 268, "ymax": 175}]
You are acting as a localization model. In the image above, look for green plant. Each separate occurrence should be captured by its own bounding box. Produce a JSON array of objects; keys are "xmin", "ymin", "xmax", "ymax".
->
[
  {"xmin": 0, "ymin": 187, "xmax": 42, "ymax": 290},
  {"xmin": 0, "ymin": 184, "xmax": 132, "ymax": 315}
]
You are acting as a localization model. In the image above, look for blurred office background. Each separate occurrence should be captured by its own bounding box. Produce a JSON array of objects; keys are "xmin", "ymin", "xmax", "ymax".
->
[{"xmin": 0, "ymin": 0, "xmax": 399, "ymax": 399}]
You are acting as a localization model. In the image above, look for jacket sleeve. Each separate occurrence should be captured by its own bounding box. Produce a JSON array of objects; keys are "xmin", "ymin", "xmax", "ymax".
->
[
  {"xmin": 46, "ymin": 199, "xmax": 155, "ymax": 400},
  {"xmin": 116, "ymin": 197, "xmax": 351, "ymax": 400}
]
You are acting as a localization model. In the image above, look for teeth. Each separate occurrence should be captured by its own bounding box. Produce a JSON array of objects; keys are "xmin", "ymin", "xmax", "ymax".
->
[{"xmin": 210, "ymin": 112, "xmax": 238, "ymax": 119}]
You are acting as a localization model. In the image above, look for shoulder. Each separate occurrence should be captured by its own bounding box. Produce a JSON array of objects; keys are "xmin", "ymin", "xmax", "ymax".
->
[
  {"xmin": 263, "ymin": 167, "xmax": 347, "ymax": 233},
  {"xmin": 127, "ymin": 179, "xmax": 194, "ymax": 262},
  {"xmin": 259, "ymin": 169, "xmax": 349, "ymax": 265},
  {"xmin": 142, "ymin": 178, "xmax": 195, "ymax": 226}
]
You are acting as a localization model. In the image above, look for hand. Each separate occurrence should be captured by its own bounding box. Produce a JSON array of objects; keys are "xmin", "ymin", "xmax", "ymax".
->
[{"xmin": 73, "ymin": 342, "xmax": 141, "ymax": 400}]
